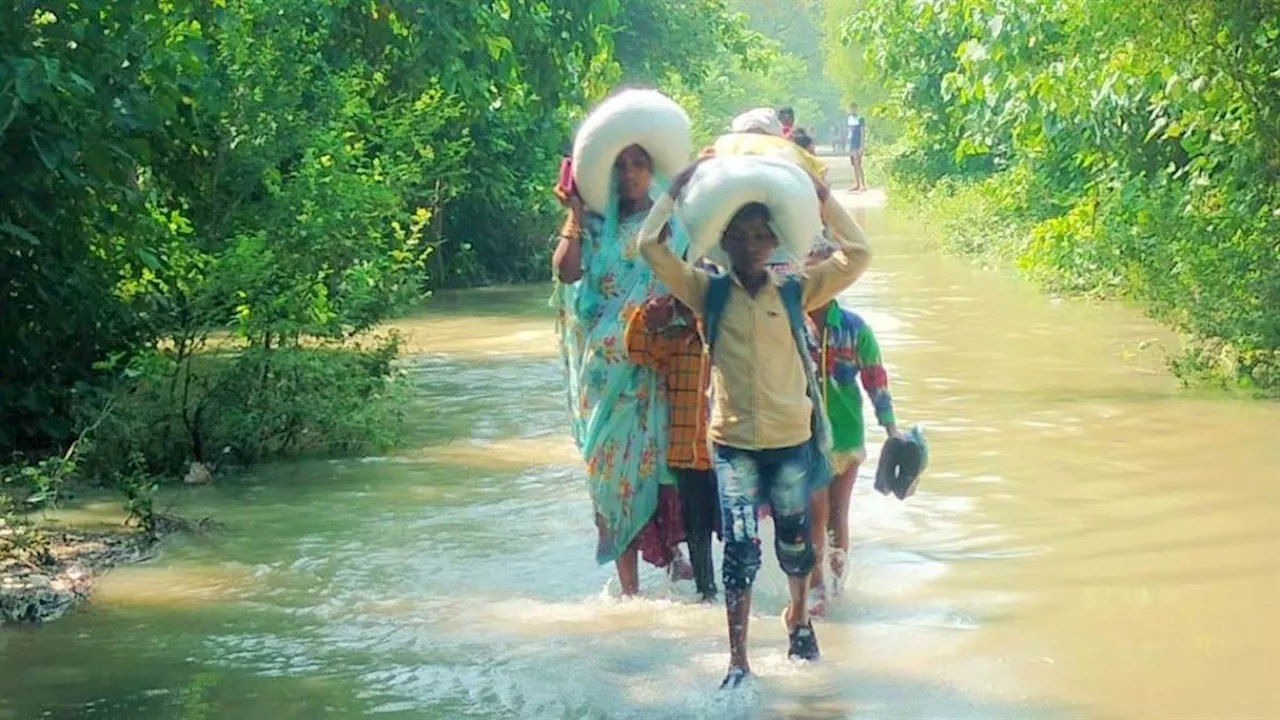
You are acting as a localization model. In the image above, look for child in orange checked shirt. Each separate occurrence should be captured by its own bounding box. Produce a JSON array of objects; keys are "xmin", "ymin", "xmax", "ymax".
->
[{"xmin": 624, "ymin": 294, "xmax": 719, "ymax": 601}]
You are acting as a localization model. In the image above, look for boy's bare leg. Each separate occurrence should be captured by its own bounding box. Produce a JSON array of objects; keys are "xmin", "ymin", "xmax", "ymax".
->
[
  {"xmin": 715, "ymin": 446, "xmax": 765, "ymax": 687},
  {"xmin": 807, "ymin": 487, "xmax": 831, "ymax": 612},
  {"xmin": 828, "ymin": 463, "xmax": 859, "ymax": 588},
  {"xmin": 725, "ymin": 588, "xmax": 753, "ymax": 671},
  {"xmin": 783, "ymin": 574, "xmax": 811, "ymax": 630}
]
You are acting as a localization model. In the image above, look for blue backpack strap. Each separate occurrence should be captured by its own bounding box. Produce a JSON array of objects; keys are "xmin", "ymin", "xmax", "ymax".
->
[
  {"xmin": 777, "ymin": 278, "xmax": 806, "ymax": 338},
  {"xmin": 778, "ymin": 278, "xmax": 834, "ymax": 490},
  {"xmin": 702, "ymin": 273, "xmax": 733, "ymax": 353}
]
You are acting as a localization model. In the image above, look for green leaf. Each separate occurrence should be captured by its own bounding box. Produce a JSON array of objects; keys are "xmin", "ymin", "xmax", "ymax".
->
[
  {"xmin": 13, "ymin": 61, "xmax": 36, "ymax": 104},
  {"xmin": 0, "ymin": 222, "xmax": 40, "ymax": 246},
  {"xmin": 67, "ymin": 72, "xmax": 95, "ymax": 95},
  {"xmin": 138, "ymin": 249, "xmax": 163, "ymax": 270},
  {"xmin": 0, "ymin": 94, "xmax": 19, "ymax": 136},
  {"xmin": 30, "ymin": 133, "xmax": 59, "ymax": 171}
]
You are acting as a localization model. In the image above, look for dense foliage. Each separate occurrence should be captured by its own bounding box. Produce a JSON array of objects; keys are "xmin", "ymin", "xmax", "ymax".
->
[
  {"xmin": 1, "ymin": 0, "xmax": 796, "ymax": 517},
  {"xmin": 727, "ymin": 0, "xmax": 847, "ymax": 142},
  {"xmin": 819, "ymin": 0, "xmax": 895, "ymax": 137},
  {"xmin": 615, "ymin": 0, "xmax": 844, "ymax": 149},
  {"xmin": 843, "ymin": 0, "xmax": 1280, "ymax": 393},
  {"xmin": 1, "ymin": 0, "xmax": 618, "ymax": 476}
]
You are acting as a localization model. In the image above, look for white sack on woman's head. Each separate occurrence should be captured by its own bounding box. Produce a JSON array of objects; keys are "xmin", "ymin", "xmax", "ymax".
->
[
  {"xmin": 571, "ymin": 89, "xmax": 692, "ymax": 215},
  {"xmin": 729, "ymin": 108, "xmax": 784, "ymax": 137},
  {"xmin": 675, "ymin": 155, "xmax": 822, "ymax": 264}
]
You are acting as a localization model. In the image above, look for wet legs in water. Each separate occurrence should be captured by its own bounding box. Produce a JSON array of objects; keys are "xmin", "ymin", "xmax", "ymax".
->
[
  {"xmin": 850, "ymin": 149, "xmax": 866, "ymax": 191},
  {"xmin": 714, "ymin": 444, "xmax": 818, "ymax": 687},
  {"xmin": 827, "ymin": 461, "xmax": 860, "ymax": 590},
  {"xmin": 675, "ymin": 468, "xmax": 718, "ymax": 601},
  {"xmin": 725, "ymin": 586, "xmax": 752, "ymax": 673},
  {"xmin": 616, "ymin": 547, "xmax": 640, "ymax": 596},
  {"xmin": 807, "ymin": 486, "xmax": 830, "ymax": 614}
]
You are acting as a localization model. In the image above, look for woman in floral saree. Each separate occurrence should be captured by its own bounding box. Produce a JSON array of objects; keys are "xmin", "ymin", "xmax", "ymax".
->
[{"xmin": 552, "ymin": 145, "xmax": 692, "ymax": 595}]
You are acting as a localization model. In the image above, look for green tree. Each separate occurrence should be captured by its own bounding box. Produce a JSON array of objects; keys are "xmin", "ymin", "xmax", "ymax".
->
[
  {"xmin": 1, "ymin": 0, "xmax": 616, "ymax": 467},
  {"xmin": 841, "ymin": 0, "xmax": 1280, "ymax": 392},
  {"xmin": 1, "ymin": 0, "xmax": 779, "ymax": 486}
]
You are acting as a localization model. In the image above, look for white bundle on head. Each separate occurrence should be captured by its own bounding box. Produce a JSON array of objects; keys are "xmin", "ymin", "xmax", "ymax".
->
[
  {"xmin": 675, "ymin": 155, "xmax": 822, "ymax": 265},
  {"xmin": 571, "ymin": 89, "xmax": 692, "ymax": 215},
  {"xmin": 729, "ymin": 108, "xmax": 784, "ymax": 137}
]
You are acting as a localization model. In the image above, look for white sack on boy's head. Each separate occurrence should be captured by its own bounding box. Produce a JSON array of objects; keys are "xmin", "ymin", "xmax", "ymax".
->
[{"xmin": 674, "ymin": 155, "xmax": 822, "ymax": 265}]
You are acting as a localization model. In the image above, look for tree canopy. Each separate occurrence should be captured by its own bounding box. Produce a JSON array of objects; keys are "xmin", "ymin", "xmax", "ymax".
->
[
  {"xmin": 837, "ymin": 0, "xmax": 1279, "ymax": 392},
  {"xmin": 0, "ymin": 0, "xmax": 787, "ymax": 474}
]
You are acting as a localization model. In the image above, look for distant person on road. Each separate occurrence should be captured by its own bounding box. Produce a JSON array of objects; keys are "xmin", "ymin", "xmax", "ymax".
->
[
  {"xmin": 847, "ymin": 103, "xmax": 867, "ymax": 191},
  {"xmin": 638, "ymin": 158, "xmax": 873, "ymax": 689},
  {"xmin": 727, "ymin": 107, "xmax": 784, "ymax": 138},
  {"xmin": 802, "ymin": 242, "xmax": 902, "ymax": 617},
  {"xmin": 624, "ymin": 290, "xmax": 720, "ymax": 602}
]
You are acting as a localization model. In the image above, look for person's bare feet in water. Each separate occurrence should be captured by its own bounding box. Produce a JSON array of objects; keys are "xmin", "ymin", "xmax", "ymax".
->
[
  {"xmin": 720, "ymin": 665, "xmax": 751, "ymax": 689},
  {"xmin": 808, "ymin": 584, "xmax": 828, "ymax": 619},
  {"xmin": 829, "ymin": 547, "xmax": 848, "ymax": 597},
  {"xmin": 667, "ymin": 551, "xmax": 694, "ymax": 583}
]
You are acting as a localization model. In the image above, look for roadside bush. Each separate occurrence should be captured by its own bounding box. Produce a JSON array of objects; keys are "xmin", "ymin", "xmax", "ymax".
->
[{"xmin": 848, "ymin": 0, "xmax": 1280, "ymax": 394}]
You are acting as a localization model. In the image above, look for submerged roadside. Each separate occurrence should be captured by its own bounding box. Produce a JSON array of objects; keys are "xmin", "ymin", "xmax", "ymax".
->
[
  {"xmin": 2, "ymin": 467, "xmax": 218, "ymax": 625},
  {"xmin": 1, "ymin": 526, "xmax": 156, "ymax": 624},
  {"xmin": 872, "ymin": 146, "xmax": 1278, "ymax": 399}
]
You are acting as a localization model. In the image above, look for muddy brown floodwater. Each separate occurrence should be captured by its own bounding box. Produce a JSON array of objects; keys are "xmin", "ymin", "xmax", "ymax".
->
[{"xmin": 2, "ymin": 157, "xmax": 1277, "ymax": 719}]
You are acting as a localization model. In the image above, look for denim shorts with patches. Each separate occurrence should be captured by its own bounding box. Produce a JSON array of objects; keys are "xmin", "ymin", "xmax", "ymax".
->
[{"xmin": 712, "ymin": 442, "xmax": 816, "ymax": 589}]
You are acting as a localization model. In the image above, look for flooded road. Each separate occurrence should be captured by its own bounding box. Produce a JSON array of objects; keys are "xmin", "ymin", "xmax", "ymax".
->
[{"xmin": 3, "ymin": 158, "xmax": 1278, "ymax": 719}]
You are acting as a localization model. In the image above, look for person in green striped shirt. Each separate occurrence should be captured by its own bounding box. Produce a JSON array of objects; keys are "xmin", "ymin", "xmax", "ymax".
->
[{"xmin": 804, "ymin": 247, "xmax": 903, "ymax": 616}]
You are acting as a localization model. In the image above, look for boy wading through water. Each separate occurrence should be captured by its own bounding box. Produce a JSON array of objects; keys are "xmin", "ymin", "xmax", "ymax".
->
[
  {"xmin": 803, "ymin": 245, "xmax": 902, "ymax": 616},
  {"xmin": 638, "ymin": 160, "xmax": 872, "ymax": 689}
]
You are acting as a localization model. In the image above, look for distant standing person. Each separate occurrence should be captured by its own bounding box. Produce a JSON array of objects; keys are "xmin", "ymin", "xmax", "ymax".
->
[{"xmin": 847, "ymin": 103, "xmax": 867, "ymax": 191}]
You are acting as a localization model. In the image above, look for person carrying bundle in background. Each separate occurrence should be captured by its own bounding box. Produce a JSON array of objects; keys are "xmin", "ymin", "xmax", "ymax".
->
[
  {"xmin": 637, "ymin": 153, "xmax": 872, "ymax": 689},
  {"xmin": 711, "ymin": 108, "xmax": 827, "ymax": 181},
  {"xmin": 710, "ymin": 109, "xmax": 828, "ymax": 276}
]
